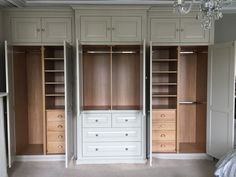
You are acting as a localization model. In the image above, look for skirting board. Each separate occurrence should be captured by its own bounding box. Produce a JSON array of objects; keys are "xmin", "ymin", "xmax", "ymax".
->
[
  {"xmin": 76, "ymin": 158, "xmax": 147, "ymax": 164},
  {"xmin": 15, "ymin": 155, "xmax": 65, "ymax": 162},
  {"xmin": 152, "ymin": 153, "xmax": 213, "ymax": 160}
]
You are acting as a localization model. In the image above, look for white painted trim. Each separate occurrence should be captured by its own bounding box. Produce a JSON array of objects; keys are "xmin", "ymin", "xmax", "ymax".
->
[
  {"xmin": 152, "ymin": 153, "xmax": 213, "ymax": 160},
  {"xmin": 76, "ymin": 158, "xmax": 147, "ymax": 164},
  {"xmin": 15, "ymin": 155, "xmax": 65, "ymax": 162}
]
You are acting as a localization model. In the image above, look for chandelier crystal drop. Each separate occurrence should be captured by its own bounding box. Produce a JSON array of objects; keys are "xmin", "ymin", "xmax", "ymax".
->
[{"xmin": 173, "ymin": 0, "xmax": 232, "ymax": 30}]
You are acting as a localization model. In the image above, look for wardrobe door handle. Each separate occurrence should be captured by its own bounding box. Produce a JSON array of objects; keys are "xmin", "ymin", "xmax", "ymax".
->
[
  {"xmin": 36, "ymin": 28, "xmax": 41, "ymax": 32},
  {"xmin": 58, "ymin": 145, "xmax": 63, "ymax": 149},
  {"xmin": 41, "ymin": 28, "xmax": 45, "ymax": 32},
  {"xmin": 160, "ymin": 144, "xmax": 166, "ymax": 148},
  {"xmin": 95, "ymin": 119, "xmax": 99, "ymax": 122},
  {"xmin": 95, "ymin": 148, "xmax": 99, "ymax": 151},
  {"xmin": 57, "ymin": 114, "xmax": 63, "ymax": 118},
  {"xmin": 160, "ymin": 114, "xmax": 166, "ymax": 118},
  {"xmin": 58, "ymin": 135, "xmax": 63, "ymax": 139},
  {"xmin": 57, "ymin": 125, "xmax": 63, "ymax": 128},
  {"xmin": 160, "ymin": 134, "xmax": 166, "ymax": 137}
]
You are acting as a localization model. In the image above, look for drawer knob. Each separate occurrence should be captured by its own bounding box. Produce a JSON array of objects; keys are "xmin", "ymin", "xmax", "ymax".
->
[
  {"xmin": 57, "ymin": 125, "xmax": 63, "ymax": 128},
  {"xmin": 125, "ymin": 119, "xmax": 128, "ymax": 122},
  {"xmin": 95, "ymin": 148, "xmax": 99, "ymax": 151},
  {"xmin": 95, "ymin": 134, "xmax": 99, "ymax": 137},
  {"xmin": 95, "ymin": 119, "xmax": 99, "ymax": 122},
  {"xmin": 125, "ymin": 133, "xmax": 128, "ymax": 136},
  {"xmin": 160, "ymin": 134, "xmax": 166, "ymax": 137},
  {"xmin": 58, "ymin": 145, "xmax": 63, "ymax": 149},
  {"xmin": 58, "ymin": 135, "xmax": 63, "ymax": 139},
  {"xmin": 160, "ymin": 114, "xmax": 166, "ymax": 118},
  {"xmin": 160, "ymin": 144, "xmax": 166, "ymax": 148},
  {"xmin": 57, "ymin": 114, "xmax": 63, "ymax": 118},
  {"xmin": 125, "ymin": 148, "xmax": 128, "ymax": 151}
]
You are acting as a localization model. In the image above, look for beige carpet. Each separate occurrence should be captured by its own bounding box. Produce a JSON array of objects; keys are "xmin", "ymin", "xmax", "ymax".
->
[{"xmin": 9, "ymin": 159, "xmax": 216, "ymax": 177}]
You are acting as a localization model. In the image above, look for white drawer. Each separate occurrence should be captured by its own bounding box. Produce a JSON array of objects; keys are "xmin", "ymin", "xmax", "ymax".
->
[
  {"xmin": 83, "ymin": 113, "xmax": 111, "ymax": 128},
  {"xmin": 83, "ymin": 142, "xmax": 141, "ymax": 157},
  {"xmin": 112, "ymin": 113, "xmax": 141, "ymax": 128},
  {"xmin": 83, "ymin": 128, "xmax": 141, "ymax": 142}
]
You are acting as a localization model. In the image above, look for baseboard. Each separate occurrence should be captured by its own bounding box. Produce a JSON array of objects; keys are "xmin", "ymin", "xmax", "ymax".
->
[
  {"xmin": 76, "ymin": 158, "xmax": 147, "ymax": 164},
  {"xmin": 152, "ymin": 153, "xmax": 213, "ymax": 160},
  {"xmin": 15, "ymin": 155, "xmax": 65, "ymax": 162}
]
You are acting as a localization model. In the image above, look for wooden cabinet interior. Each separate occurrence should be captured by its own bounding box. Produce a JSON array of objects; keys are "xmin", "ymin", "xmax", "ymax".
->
[
  {"xmin": 82, "ymin": 45, "xmax": 141, "ymax": 111},
  {"xmin": 13, "ymin": 46, "xmax": 44, "ymax": 155},
  {"xmin": 178, "ymin": 46, "xmax": 208, "ymax": 153}
]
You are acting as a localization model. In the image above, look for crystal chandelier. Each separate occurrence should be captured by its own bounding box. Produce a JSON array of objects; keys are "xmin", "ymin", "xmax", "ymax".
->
[{"xmin": 173, "ymin": 0, "xmax": 232, "ymax": 29}]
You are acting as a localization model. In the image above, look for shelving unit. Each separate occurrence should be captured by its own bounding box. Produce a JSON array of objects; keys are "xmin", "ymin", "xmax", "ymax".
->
[
  {"xmin": 43, "ymin": 46, "xmax": 66, "ymax": 155},
  {"xmin": 151, "ymin": 46, "xmax": 178, "ymax": 153}
]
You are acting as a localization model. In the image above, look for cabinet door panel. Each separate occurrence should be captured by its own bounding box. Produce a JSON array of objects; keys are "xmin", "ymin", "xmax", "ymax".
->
[
  {"xmin": 180, "ymin": 18, "xmax": 209, "ymax": 43},
  {"xmin": 42, "ymin": 18, "xmax": 72, "ymax": 43},
  {"xmin": 112, "ymin": 17, "xmax": 142, "ymax": 42},
  {"xmin": 11, "ymin": 18, "xmax": 41, "ymax": 43},
  {"xmin": 150, "ymin": 18, "xmax": 180, "ymax": 43},
  {"xmin": 81, "ymin": 17, "xmax": 111, "ymax": 42}
]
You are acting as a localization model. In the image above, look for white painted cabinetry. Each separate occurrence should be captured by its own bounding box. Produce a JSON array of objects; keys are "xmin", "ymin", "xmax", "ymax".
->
[
  {"xmin": 150, "ymin": 17, "xmax": 211, "ymax": 44},
  {"xmin": 80, "ymin": 16, "xmax": 142, "ymax": 42},
  {"xmin": 11, "ymin": 17, "xmax": 72, "ymax": 43}
]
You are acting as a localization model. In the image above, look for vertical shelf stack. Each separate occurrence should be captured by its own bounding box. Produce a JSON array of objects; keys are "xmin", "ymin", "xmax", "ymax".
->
[
  {"xmin": 152, "ymin": 46, "xmax": 178, "ymax": 153},
  {"xmin": 43, "ymin": 46, "xmax": 65, "ymax": 154}
]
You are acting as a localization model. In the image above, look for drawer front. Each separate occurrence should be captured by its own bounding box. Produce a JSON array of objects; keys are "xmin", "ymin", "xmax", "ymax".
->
[
  {"xmin": 153, "ymin": 122, "xmax": 176, "ymax": 131},
  {"xmin": 47, "ymin": 110, "xmax": 65, "ymax": 122},
  {"xmin": 47, "ymin": 121, "xmax": 65, "ymax": 132},
  {"xmin": 83, "ymin": 142, "xmax": 141, "ymax": 157},
  {"xmin": 152, "ymin": 110, "xmax": 176, "ymax": 122},
  {"xmin": 47, "ymin": 142, "xmax": 65, "ymax": 154},
  {"xmin": 153, "ymin": 130, "xmax": 176, "ymax": 141},
  {"xmin": 83, "ymin": 113, "xmax": 111, "ymax": 128},
  {"xmin": 47, "ymin": 132, "xmax": 65, "ymax": 142},
  {"xmin": 112, "ymin": 113, "xmax": 141, "ymax": 128},
  {"xmin": 153, "ymin": 141, "xmax": 176, "ymax": 152},
  {"xmin": 83, "ymin": 128, "xmax": 141, "ymax": 142}
]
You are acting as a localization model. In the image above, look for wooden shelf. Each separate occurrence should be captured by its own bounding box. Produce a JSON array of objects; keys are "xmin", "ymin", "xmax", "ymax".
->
[
  {"xmin": 152, "ymin": 105, "xmax": 177, "ymax": 109},
  {"xmin": 45, "ymin": 58, "xmax": 64, "ymax": 61},
  {"xmin": 45, "ymin": 93, "xmax": 65, "ymax": 97},
  {"xmin": 45, "ymin": 70, "xmax": 64, "ymax": 73},
  {"xmin": 152, "ymin": 82, "xmax": 177, "ymax": 86},
  {"xmin": 45, "ymin": 82, "xmax": 64, "ymax": 85},
  {"xmin": 153, "ymin": 59, "xmax": 177, "ymax": 62},
  {"xmin": 152, "ymin": 71, "xmax": 177, "ymax": 74},
  {"xmin": 152, "ymin": 94, "xmax": 177, "ymax": 98}
]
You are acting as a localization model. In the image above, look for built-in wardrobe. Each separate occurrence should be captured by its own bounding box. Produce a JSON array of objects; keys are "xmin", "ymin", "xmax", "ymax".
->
[
  {"xmin": 149, "ymin": 44, "xmax": 208, "ymax": 162},
  {"xmin": 4, "ymin": 41, "xmax": 73, "ymax": 167},
  {"xmin": 76, "ymin": 42, "xmax": 146, "ymax": 163}
]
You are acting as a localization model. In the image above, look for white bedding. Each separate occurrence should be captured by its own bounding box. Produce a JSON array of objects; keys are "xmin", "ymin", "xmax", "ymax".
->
[{"xmin": 215, "ymin": 150, "xmax": 236, "ymax": 177}]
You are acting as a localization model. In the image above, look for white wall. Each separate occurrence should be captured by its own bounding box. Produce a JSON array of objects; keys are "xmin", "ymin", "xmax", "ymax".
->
[{"xmin": 215, "ymin": 14, "xmax": 236, "ymax": 43}]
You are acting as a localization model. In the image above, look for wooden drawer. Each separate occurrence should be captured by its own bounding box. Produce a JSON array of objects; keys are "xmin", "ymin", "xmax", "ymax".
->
[
  {"xmin": 153, "ymin": 130, "xmax": 176, "ymax": 141},
  {"xmin": 153, "ymin": 122, "xmax": 176, "ymax": 131},
  {"xmin": 153, "ymin": 141, "xmax": 176, "ymax": 152},
  {"xmin": 46, "ymin": 110, "xmax": 65, "ymax": 122},
  {"xmin": 112, "ymin": 113, "xmax": 141, "ymax": 128},
  {"xmin": 47, "ymin": 132, "xmax": 65, "ymax": 142},
  {"xmin": 47, "ymin": 121, "xmax": 65, "ymax": 132},
  {"xmin": 83, "ymin": 142, "xmax": 141, "ymax": 157},
  {"xmin": 83, "ymin": 113, "xmax": 111, "ymax": 128},
  {"xmin": 47, "ymin": 142, "xmax": 65, "ymax": 154},
  {"xmin": 83, "ymin": 128, "xmax": 141, "ymax": 142},
  {"xmin": 152, "ymin": 109, "xmax": 176, "ymax": 122}
]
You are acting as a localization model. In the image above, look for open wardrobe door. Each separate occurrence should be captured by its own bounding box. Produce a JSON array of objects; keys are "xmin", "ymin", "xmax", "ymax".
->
[
  {"xmin": 64, "ymin": 41, "xmax": 74, "ymax": 168},
  {"xmin": 4, "ymin": 41, "xmax": 15, "ymax": 168},
  {"xmin": 207, "ymin": 42, "xmax": 236, "ymax": 159}
]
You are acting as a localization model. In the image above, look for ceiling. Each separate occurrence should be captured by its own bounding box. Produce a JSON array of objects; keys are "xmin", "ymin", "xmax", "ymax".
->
[{"xmin": 1, "ymin": 0, "xmax": 236, "ymax": 10}]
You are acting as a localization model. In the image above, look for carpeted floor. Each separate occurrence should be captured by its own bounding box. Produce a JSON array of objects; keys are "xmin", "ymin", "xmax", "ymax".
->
[{"xmin": 9, "ymin": 159, "xmax": 216, "ymax": 177}]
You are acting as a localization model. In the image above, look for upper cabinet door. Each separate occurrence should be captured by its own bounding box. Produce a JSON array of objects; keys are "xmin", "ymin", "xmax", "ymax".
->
[
  {"xmin": 12, "ymin": 17, "xmax": 41, "ymax": 43},
  {"xmin": 207, "ymin": 42, "xmax": 235, "ymax": 159},
  {"xmin": 42, "ymin": 18, "xmax": 72, "ymax": 43},
  {"xmin": 111, "ymin": 17, "xmax": 142, "ymax": 42},
  {"xmin": 150, "ymin": 18, "xmax": 180, "ymax": 43},
  {"xmin": 180, "ymin": 18, "xmax": 209, "ymax": 43},
  {"xmin": 81, "ymin": 17, "xmax": 111, "ymax": 42}
]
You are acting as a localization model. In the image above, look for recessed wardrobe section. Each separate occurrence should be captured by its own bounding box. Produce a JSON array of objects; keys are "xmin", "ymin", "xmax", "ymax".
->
[
  {"xmin": 4, "ymin": 41, "xmax": 73, "ymax": 167},
  {"xmin": 150, "ymin": 45, "xmax": 208, "ymax": 154},
  {"xmin": 76, "ymin": 43, "xmax": 146, "ymax": 163}
]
